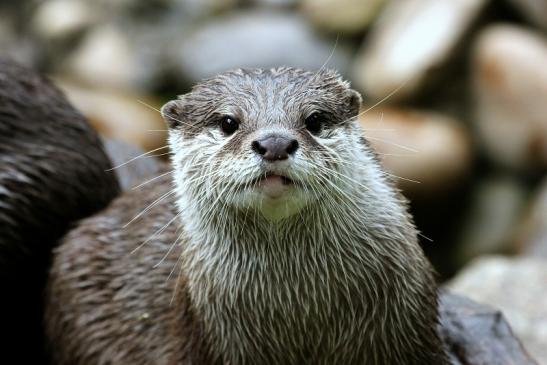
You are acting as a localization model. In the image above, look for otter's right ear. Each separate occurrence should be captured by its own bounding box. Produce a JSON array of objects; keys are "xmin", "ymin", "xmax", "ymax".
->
[{"xmin": 160, "ymin": 98, "xmax": 185, "ymax": 129}]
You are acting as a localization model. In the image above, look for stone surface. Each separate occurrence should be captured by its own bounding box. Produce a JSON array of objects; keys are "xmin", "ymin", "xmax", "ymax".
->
[
  {"xmin": 516, "ymin": 177, "xmax": 547, "ymax": 258},
  {"xmin": 352, "ymin": 0, "xmax": 488, "ymax": 101},
  {"xmin": 54, "ymin": 78, "xmax": 167, "ymax": 152},
  {"xmin": 33, "ymin": 0, "xmax": 97, "ymax": 40},
  {"xmin": 103, "ymin": 139, "xmax": 169, "ymax": 191},
  {"xmin": 251, "ymin": 0, "xmax": 298, "ymax": 7},
  {"xmin": 169, "ymin": 10, "xmax": 350, "ymax": 83},
  {"xmin": 358, "ymin": 107, "xmax": 472, "ymax": 195},
  {"xmin": 439, "ymin": 291, "xmax": 538, "ymax": 365},
  {"xmin": 301, "ymin": 0, "xmax": 386, "ymax": 34},
  {"xmin": 0, "ymin": 15, "xmax": 39, "ymax": 68},
  {"xmin": 448, "ymin": 256, "xmax": 547, "ymax": 364},
  {"xmin": 473, "ymin": 24, "xmax": 547, "ymax": 170},
  {"xmin": 63, "ymin": 25, "xmax": 138, "ymax": 90},
  {"xmin": 456, "ymin": 176, "xmax": 527, "ymax": 264},
  {"xmin": 508, "ymin": 0, "xmax": 547, "ymax": 31}
]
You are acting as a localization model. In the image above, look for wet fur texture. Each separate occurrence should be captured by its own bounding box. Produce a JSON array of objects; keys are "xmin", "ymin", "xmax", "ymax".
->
[
  {"xmin": 0, "ymin": 58, "xmax": 120, "ymax": 363},
  {"xmin": 46, "ymin": 68, "xmax": 449, "ymax": 364}
]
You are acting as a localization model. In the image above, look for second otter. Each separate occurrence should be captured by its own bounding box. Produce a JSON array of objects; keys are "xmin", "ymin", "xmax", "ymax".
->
[{"xmin": 46, "ymin": 68, "xmax": 449, "ymax": 364}]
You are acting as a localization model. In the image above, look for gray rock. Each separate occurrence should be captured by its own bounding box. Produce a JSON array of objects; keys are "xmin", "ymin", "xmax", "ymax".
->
[
  {"xmin": 250, "ymin": 0, "xmax": 299, "ymax": 7},
  {"xmin": 456, "ymin": 176, "xmax": 527, "ymax": 264},
  {"xmin": 352, "ymin": 0, "xmax": 489, "ymax": 101},
  {"xmin": 32, "ymin": 0, "xmax": 98, "ymax": 41},
  {"xmin": 103, "ymin": 139, "xmax": 169, "ymax": 191},
  {"xmin": 473, "ymin": 24, "xmax": 547, "ymax": 170},
  {"xmin": 439, "ymin": 291, "xmax": 538, "ymax": 365},
  {"xmin": 300, "ymin": 0, "xmax": 386, "ymax": 34},
  {"xmin": 91, "ymin": 0, "xmax": 237, "ymax": 19},
  {"xmin": 448, "ymin": 256, "xmax": 547, "ymax": 364},
  {"xmin": 508, "ymin": 0, "xmax": 547, "ymax": 31},
  {"xmin": 170, "ymin": 10, "xmax": 350, "ymax": 83},
  {"xmin": 0, "ymin": 14, "xmax": 39, "ymax": 67},
  {"xmin": 63, "ymin": 25, "xmax": 139, "ymax": 90},
  {"xmin": 517, "ymin": 177, "xmax": 547, "ymax": 258}
]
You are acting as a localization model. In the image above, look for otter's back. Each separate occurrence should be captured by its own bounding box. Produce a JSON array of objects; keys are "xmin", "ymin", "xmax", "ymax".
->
[
  {"xmin": 46, "ymin": 172, "xmax": 210, "ymax": 365},
  {"xmin": 0, "ymin": 59, "xmax": 120, "ymax": 363}
]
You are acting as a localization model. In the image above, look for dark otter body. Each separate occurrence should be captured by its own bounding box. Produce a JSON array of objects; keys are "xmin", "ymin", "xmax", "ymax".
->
[
  {"xmin": 0, "ymin": 59, "xmax": 119, "ymax": 363},
  {"xmin": 46, "ymin": 172, "xmax": 212, "ymax": 364},
  {"xmin": 46, "ymin": 68, "xmax": 449, "ymax": 364}
]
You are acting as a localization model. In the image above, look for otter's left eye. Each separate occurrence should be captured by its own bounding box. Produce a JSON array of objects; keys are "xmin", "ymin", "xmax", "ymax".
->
[
  {"xmin": 220, "ymin": 116, "xmax": 239, "ymax": 135},
  {"xmin": 305, "ymin": 113, "xmax": 326, "ymax": 135}
]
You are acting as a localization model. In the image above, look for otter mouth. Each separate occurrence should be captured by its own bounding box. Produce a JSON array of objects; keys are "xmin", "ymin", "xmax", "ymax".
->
[
  {"xmin": 250, "ymin": 172, "xmax": 295, "ymax": 199},
  {"xmin": 253, "ymin": 173, "xmax": 294, "ymax": 186}
]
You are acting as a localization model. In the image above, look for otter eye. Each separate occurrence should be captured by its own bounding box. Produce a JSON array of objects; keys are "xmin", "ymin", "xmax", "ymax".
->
[
  {"xmin": 305, "ymin": 113, "xmax": 325, "ymax": 135},
  {"xmin": 220, "ymin": 116, "xmax": 239, "ymax": 135}
]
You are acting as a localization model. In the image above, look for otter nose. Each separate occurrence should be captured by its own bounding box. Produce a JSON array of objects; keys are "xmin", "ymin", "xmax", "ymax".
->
[{"xmin": 251, "ymin": 135, "xmax": 299, "ymax": 161}]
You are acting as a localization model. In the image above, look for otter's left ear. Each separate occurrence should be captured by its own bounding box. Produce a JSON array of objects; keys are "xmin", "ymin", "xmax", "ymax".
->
[
  {"xmin": 160, "ymin": 97, "xmax": 186, "ymax": 129},
  {"xmin": 346, "ymin": 89, "xmax": 362, "ymax": 117}
]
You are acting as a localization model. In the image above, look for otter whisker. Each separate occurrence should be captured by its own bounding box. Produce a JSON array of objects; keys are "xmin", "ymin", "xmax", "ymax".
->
[
  {"xmin": 375, "ymin": 152, "xmax": 416, "ymax": 157},
  {"xmin": 362, "ymin": 135, "xmax": 419, "ymax": 153},
  {"xmin": 357, "ymin": 79, "xmax": 410, "ymax": 118},
  {"xmin": 106, "ymin": 145, "xmax": 169, "ymax": 171},
  {"xmin": 170, "ymin": 253, "xmax": 185, "ymax": 306},
  {"xmin": 314, "ymin": 33, "xmax": 339, "ymax": 78},
  {"xmin": 418, "ymin": 232, "xmax": 434, "ymax": 243},
  {"xmin": 311, "ymin": 162, "xmax": 372, "ymax": 194},
  {"xmin": 123, "ymin": 189, "xmax": 176, "ymax": 228},
  {"xmin": 136, "ymin": 100, "xmax": 200, "ymax": 132},
  {"xmin": 131, "ymin": 210, "xmax": 183, "ymax": 255},
  {"xmin": 154, "ymin": 229, "xmax": 185, "ymax": 269},
  {"xmin": 132, "ymin": 170, "xmax": 175, "ymax": 190},
  {"xmin": 384, "ymin": 172, "xmax": 421, "ymax": 184}
]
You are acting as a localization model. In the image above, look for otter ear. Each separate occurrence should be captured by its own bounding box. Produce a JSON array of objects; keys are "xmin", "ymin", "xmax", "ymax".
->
[
  {"xmin": 160, "ymin": 98, "xmax": 186, "ymax": 129},
  {"xmin": 346, "ymin": 89, "xmax": 362, "ymax": 117}
]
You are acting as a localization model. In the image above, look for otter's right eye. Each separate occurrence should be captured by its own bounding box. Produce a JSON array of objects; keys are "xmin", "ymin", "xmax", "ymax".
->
[{"xmin": 220, "ymin": 116, "xmax": 239, "ymax": 135}]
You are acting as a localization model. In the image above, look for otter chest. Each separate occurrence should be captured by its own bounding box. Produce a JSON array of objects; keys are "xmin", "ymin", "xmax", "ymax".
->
[{"xmin": 187, "ymin": 240, "xmax": 380, "ymax": 365}]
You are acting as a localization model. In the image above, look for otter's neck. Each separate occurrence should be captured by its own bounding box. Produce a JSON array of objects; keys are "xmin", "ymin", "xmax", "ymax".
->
[{"xmin": 174, "ymin": 172, "xmax": 427, "ymax": 365}]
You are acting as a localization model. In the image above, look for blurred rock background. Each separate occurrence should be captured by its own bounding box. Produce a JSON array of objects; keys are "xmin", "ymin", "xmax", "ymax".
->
[{"xmin": 1, "ymin": 0, "xmax": 546, "ymax": 361}]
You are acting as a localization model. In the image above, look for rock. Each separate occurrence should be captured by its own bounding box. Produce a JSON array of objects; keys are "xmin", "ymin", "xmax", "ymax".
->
[
  {"xmin": 439, "ymin": 291, "xmax": 538, "ymax": 365},
  {"xmin": 63, "ymin": 25, "xmax": 138, "ymax": 90},
  {"xmin": 358, "ymin": 107, "xmax": 472, "ymax": 195},
  {"xmin": 54, "ymin": 78, "xmax": 167, "ymax": 152},
  {"xmin": 0, "ymin": 14, "xmax": 39, "ymax": 67},
  {"xmin": 301, "ymin": 0, "xmax": 386, "ymax": 34},
  {"xmin": 103, "ymin": 139, "xmax": 169, "ymax": 191},
  {"xmin": 448, "ymin": 256, "xmax": 547, "ymax": 364},
  {"xmin": 473, "ymin": 24, "xmax": 547, "ymax": 170},
  {"xmin": 508, "ymin": 0, "xmax": 547, "ymax": 31},
  {"xmin": 33, "ymin": 0, "xmax": 97, "ymax": 41},
  {"xmin": 105, "ymin": 0, "xmax": 238, "ymax": 18},
  {"xmin": 456, "ymin": 176, "xmax": 527, "ymax": 265},
  {"xmin": 250, "ymin": 0, "xmax": 298, "ymax": 7},
  {"xmin": 352, "ymin": 0, "xmax": 489, "ymax": 101},
  {"xmin": 174, "ymin": 0, "xmax": 239, "ymax": 17},
  {"xmin": 169, "ymin": 10, "xmax": 350, "ymax": 83},
  {"xmin": 516, "ymin": 177, "xmax": 547, "ymax": 258}
]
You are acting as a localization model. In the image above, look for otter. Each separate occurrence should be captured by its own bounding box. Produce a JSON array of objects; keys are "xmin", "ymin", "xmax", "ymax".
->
[
  {"xmin": 46, "ymin": 68, "xmax": 449, "ymax": 364},
  {"xmin": 0, "ymin": 58, "xmax": 120, "ymax": 363}
]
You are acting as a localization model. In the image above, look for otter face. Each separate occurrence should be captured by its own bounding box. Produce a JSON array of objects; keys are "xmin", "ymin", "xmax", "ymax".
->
[{"xmin": 162, "ymin": 68, "xmax": 362, "ymax": 222}]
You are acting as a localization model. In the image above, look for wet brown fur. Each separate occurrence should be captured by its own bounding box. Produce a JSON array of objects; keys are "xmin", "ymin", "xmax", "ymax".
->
[
  {"xmin": 46, "ymin": 68, "xmax": 449, "ymax": 364},
  {"xmin": 0, "ymin": 58, "xmax": 120, "ymax": 363}
]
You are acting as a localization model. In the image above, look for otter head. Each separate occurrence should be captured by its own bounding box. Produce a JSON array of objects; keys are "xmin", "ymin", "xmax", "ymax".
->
[{"xmin": 161, "ymin": 68, "xmax": 362, "ymax": 222}]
